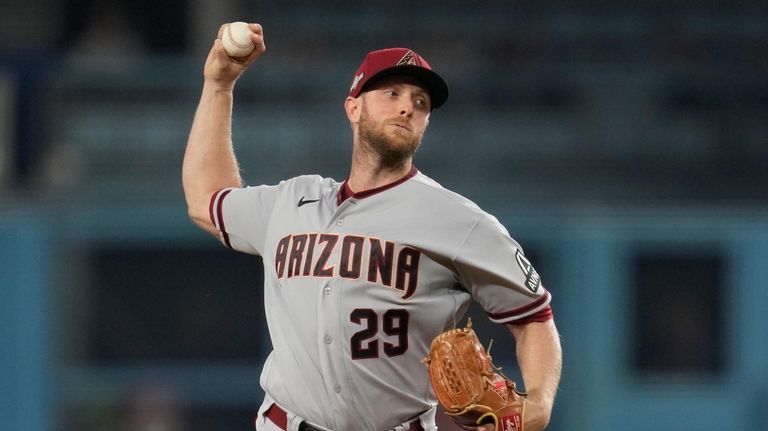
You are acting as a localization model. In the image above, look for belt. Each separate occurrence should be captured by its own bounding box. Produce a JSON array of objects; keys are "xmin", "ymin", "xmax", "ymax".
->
[{"xmin": 264, "ymin": 403, "xmax": 424, "ymax": 431}]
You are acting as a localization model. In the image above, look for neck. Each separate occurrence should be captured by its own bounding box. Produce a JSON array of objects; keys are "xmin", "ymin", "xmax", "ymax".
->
[{"xmin": 347, "ymin": 146, "xmax": 413, "ymax": 193}]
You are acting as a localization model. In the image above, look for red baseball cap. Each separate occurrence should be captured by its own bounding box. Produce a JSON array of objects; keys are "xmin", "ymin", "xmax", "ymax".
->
[{"xmin": 348, "ymin": 48, "xmax": 449, "ymax": 109}]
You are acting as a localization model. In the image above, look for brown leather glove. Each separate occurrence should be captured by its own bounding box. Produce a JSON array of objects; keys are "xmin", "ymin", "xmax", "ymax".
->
[{"xmin": 423, "ymin": 320, "xmax": 526, "ymax": 431}]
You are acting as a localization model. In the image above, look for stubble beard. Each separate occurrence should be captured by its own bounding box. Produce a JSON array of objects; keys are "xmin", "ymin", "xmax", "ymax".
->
[{"xmin": 357, "ymin": 103, "xmax": 423, "ymax": 169}]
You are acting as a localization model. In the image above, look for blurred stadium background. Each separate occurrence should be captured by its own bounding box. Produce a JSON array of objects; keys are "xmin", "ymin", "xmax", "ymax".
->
[{"xmin": 1, "ymin": 1, "xmax": 767, "ymax": 430}]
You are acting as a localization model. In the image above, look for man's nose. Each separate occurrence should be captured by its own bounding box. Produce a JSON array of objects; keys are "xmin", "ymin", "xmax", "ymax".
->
[{"xmin": 399, "ymin": 99, "xmax": 414, "ymax": 117}]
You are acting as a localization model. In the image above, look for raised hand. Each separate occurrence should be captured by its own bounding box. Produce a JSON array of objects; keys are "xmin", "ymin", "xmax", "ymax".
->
[{"xmin": 203, "ymin": 22, "xmax": 266, "ymax": 89}]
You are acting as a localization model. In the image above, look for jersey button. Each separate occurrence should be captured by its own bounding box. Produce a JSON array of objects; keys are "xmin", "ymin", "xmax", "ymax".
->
[
  {"xmin": 323, "ymin": 286, "xmax": 332, "ymax": 295},
  {"xmin": 333, "ymin": 384, "xmax": 342, "ymax": 393},
  {"xmin": 336, "ymin": 218, "xmax": 344, "ymax": 226},
  {"xmin": 324, "ymin": 335, "xmax": 332, "ymax": 344}
]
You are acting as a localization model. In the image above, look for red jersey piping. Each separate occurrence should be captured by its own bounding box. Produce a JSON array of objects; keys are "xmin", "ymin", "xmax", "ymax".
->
[{"xmin": 336, "ymin": 165, "xmax": 418, "ymax": 205}]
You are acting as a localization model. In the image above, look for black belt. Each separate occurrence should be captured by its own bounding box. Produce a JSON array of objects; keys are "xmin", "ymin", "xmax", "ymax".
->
[{"xmin": 264, "ymin": 403, "xmax": 424, "ymax": 431}]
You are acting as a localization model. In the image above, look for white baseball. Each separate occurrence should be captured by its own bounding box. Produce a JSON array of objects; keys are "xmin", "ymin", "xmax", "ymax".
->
[{"xmin": 222, "ymin": 22, "xmax": 255, "ymax": 57}]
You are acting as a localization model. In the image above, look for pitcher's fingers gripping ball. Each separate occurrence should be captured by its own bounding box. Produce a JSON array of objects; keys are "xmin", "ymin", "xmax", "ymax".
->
[
  {"xmin": 222, "ymin": 21, "xmax": 256, "ymax": 57},
  {"xmin": 205, "ymin": 22, "xmax": 265, "ymax": 84},
  {"xmin": 423, "ymin": 320, "xmax": 526, "ymax": 431},
  {"xmin": 215, "ymin": 22, "xmax": 265, "ymax": 61}
]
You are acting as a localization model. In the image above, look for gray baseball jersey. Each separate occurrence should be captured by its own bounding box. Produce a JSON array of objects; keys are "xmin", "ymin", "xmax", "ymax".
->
[{"xmin": 209, "ymin": 167, "xmax": 551, "ymax": 431}]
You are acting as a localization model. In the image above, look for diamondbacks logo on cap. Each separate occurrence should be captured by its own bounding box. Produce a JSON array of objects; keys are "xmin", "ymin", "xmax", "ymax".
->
[
  {"xmin": 397, "ymin": 50, "xmax": 418, "ymax": 66},
  {"xmin": 350, "ymin": 72, "xmax": 365, "ymax": 92}
]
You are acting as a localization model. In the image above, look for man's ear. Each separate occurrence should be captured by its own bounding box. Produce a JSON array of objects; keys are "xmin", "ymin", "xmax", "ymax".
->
[{"xmin": 344, "ymin": 96, "xmax": 362, "ymax": 124}]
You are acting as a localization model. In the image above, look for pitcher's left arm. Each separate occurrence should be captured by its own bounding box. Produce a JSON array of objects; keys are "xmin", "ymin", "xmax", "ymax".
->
[{"xmin": 507, "ymin": 319, "xmax": 562, "ymax": 431}]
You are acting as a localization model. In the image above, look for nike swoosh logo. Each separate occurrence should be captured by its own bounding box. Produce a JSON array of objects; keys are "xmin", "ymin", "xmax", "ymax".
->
[{"xmin": 298, "ymin": 196, "xmax": 320, "ymax": 207}]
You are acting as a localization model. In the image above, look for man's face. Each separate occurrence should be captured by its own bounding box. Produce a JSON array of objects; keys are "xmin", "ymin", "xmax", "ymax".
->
[{"xmin": 356, "ymin": 75, "xmax": 432, "ymax": 166}]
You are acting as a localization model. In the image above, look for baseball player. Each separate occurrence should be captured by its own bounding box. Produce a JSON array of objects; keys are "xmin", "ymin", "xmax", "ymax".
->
[{"xmin": 182, "ymin": 23, "xmax": 562, "ymax": 431}]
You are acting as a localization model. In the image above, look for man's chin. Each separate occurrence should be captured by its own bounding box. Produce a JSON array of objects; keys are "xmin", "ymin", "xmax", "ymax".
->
[
  {"xmin": 383, "ymin": 144, "xmax": 420, "ymax": 165},
  {"xmin": 384, "ymin": 137, "xmax": 418, "ymax": 155},
  {"xmin": 387, "ymin": 131, "xmax": 421, "ymax": 151},
  {"xmin": 360, "ymin": 127, "xmax": 421, "ymax": 164}
]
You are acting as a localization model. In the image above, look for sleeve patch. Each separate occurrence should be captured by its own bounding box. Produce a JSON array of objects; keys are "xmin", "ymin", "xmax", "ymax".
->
[{"xmin": 515, "ymin": 249, "xmax": 541, "ymax": 293}]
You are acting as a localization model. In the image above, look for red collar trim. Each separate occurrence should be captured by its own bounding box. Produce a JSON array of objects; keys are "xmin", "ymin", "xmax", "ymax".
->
[{"xmin": 337, "ymin": 165, "xmax": 418, "ymax": 205}]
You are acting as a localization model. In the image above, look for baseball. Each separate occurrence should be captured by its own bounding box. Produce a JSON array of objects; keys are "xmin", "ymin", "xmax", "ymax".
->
[{"xmin": 222, "ymin": 22, "xmax": 255, "ymax": 57}]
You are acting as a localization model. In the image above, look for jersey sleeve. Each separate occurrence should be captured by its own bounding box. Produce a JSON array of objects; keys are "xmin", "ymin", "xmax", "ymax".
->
[
  {"xmin": 453, "ymin": 213, "xmax": 552, "ymax": 324},
  {"xmin": 209, "ymin": 183, "xmax": 281, "ymax": 255}
]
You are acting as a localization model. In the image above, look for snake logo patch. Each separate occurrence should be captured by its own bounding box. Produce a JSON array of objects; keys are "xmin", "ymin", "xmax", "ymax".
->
[{"xmin": 515, "ymin": 249, "xmax": 541, "ymax": 293}]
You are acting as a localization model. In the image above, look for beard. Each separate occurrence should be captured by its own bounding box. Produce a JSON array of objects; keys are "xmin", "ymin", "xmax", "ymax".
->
[{"xmin": 357, "ymin": 103, "xmax": 424, "ymax": 168}]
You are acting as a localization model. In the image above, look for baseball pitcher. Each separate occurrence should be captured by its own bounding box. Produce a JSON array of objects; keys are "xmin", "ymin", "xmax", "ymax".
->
[{"xmin": 182, "ymin": 22, "xmax": 562, "ymax": 431}]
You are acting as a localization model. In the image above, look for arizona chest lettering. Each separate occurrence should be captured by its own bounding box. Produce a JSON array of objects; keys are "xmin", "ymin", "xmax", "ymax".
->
[{"xmin": 274, "ymin": 233, "xmax": 421, "ymax": 299}]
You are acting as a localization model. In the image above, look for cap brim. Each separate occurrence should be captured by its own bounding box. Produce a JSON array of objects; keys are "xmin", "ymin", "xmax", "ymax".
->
[{"xmin": 361, "ymin": 65, "xmax": 449, "ymax": 109}]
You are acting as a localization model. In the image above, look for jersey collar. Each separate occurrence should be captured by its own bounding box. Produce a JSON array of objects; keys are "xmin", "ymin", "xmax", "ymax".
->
[{"xmin": 336, "ymin": 165, "xmax": 419, "ymax": 206}]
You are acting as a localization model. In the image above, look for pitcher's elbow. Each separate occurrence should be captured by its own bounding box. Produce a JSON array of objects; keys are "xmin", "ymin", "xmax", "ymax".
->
[{"xmin": 187, "ymin": 206, "xmax": 218, "ymax": 237}]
